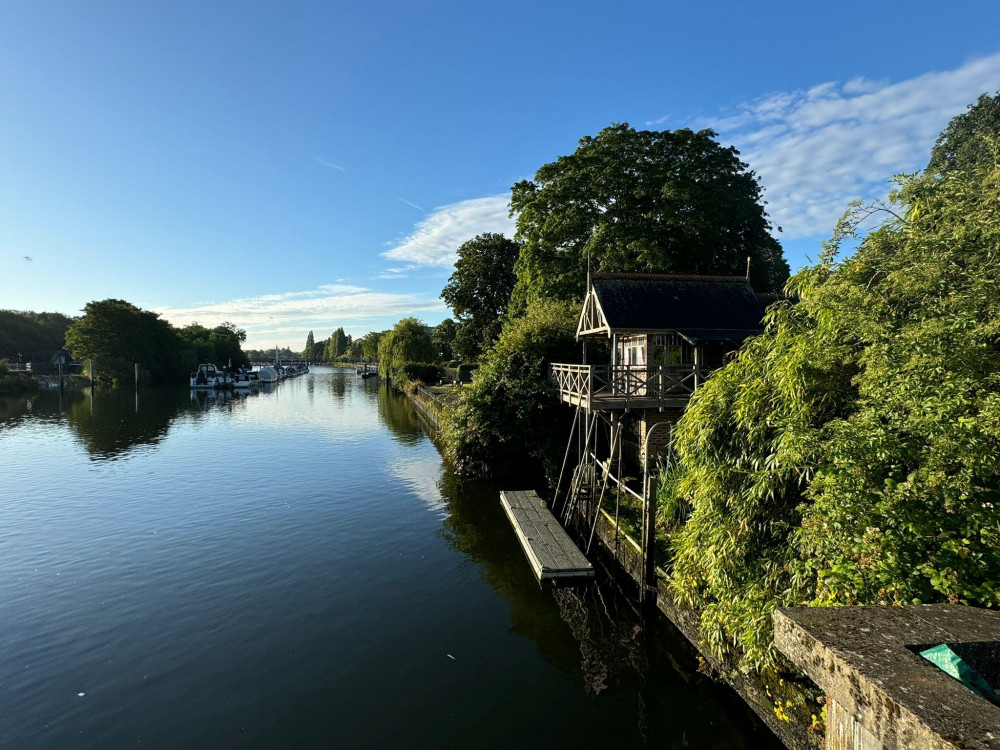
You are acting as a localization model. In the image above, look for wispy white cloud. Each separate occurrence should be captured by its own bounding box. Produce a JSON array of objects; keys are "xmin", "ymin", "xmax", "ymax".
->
[
  {"xmin": 376, "ymin": 266, "xmax": 415, "ymax": 279},
  {"xmin": 699, "ymin": 52, "xmax": 1000, "ymax": 238},
  {"xmin": 645, "ymin": 114, "xmax": 670, "ymax": 126},
  {"xmin": 396, "ymin": 197, "xmax": 424, "ymax": 211},
  {"xmin": 381, "ymin": 195, "xmax": 514, "ymax": 268},
  {"xmin": 154, "ymin": 284, "xmax": 446, "ymax": 349},
  {"xmin": 315, "ymin": 157, "xmax": 347, "ymax": 172}
]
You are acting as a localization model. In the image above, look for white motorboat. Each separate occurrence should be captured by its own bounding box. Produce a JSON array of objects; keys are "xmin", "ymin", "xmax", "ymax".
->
[
  {"xmin": 232, "ymin": 369, "xmax": 259, "ymax": 389},
  {"xmin": 190, "ymin": 364, "xmax": 233, "ymax": 389}
]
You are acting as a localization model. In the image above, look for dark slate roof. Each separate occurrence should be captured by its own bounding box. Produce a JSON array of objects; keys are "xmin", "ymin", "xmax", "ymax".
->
[
  {"xmin": 590, "ymin": 273, "xmax": 766, "ymax": 337},
  {"xmin": 674, "ymin": 328, "xmax": 763, "ymax": 343}
]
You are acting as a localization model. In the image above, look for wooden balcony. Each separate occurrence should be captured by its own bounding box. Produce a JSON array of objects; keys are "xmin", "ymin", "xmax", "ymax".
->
[{"xmin": 549, "ymin": 363, "xmax": 703, "ymax": 412}]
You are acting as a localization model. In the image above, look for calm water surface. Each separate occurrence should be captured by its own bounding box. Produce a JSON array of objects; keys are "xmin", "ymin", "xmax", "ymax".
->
[{"xmin": 0, "ymin": 368, "xmax": 778, "ymax": 749}]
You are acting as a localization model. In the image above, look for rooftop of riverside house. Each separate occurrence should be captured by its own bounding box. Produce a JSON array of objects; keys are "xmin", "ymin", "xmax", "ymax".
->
[{"xmin": 578, "ymin": 273, "xmax": 767, "ymax": 339}]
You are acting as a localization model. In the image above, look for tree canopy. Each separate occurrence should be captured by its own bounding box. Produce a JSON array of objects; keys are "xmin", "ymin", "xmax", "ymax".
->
[
  {"xmin": 66, "ymin": 299, "xmax": 186, "ymax": 385},
  {"xmin": 362, "ymin": 331, "xmax": 384, "ymax": 361},
  {"xmin": 346, "ymin": 337, "xmax": 364, "ymax": 360},
  {"xmin": 377, "ymin": 317, "xmax": 436, "ymax": 378},
  {"xmin": 441, "ymin": 233, "xmax": 520, "ymax": 360},
  {"xmin": 509, "ymin": 124, "xmax": 788, "ymax": 310},
  {"xmin": 927, "ymin": 91, "xmax": 1000, "ymax": 175},
  {"xmin": 325, "ymin": 327, "xmax": 350, "ymax": 360},
  {"xmin": 65, "ymin": 300, "xmax": 249, "ymax": 385},
  {"xmin": 662, "ymin": 158, "xmax": 1000, "ymax": 673},
  {"xmin": 177, "ymin": 322, "xmax": 249, "ymax": 371}
]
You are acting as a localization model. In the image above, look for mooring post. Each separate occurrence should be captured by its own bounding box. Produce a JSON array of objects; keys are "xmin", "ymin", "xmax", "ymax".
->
[
  {"xmin": 134, "ymin": 362, "xmax": 139, "ymax": 390},
  {"xmin": 90, "ymin": 360, "xmax": 95, "ymax": 386},
  {"xmin": 642, "ymin": 474, "xmax": 657, "ymax": 604},
  {"xmin": 58, "ymin": 361, "xmax": 63, "ymax": 393}
]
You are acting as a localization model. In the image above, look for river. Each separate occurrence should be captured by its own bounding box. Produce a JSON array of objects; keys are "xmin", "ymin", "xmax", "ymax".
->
[{"xmin": 0, "ymin": 367, "xmax": 779, "ymax": 749}]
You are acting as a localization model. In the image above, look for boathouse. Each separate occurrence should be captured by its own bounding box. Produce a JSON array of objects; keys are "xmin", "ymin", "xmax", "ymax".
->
[
  {"xmin": 551, "ymin": 272, "xmax": 767, "ymax": 460},
  {"xmin": 538, "ymin": 273, "xmax": 769, "ymax": 595},
  {"xmin": 502, "ymin": 272, "xmax": 770, "ymax": 587}
]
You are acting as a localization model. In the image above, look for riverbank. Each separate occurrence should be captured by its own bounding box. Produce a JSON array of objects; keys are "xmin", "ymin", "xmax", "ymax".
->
[{"xmin": 403, "ymin": 382, "xmax": 818, "ymax": 749}]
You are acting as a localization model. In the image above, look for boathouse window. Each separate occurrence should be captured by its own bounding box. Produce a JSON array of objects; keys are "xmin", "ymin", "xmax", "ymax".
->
[
  {"xmin": 648, "ymin": 334, "xmax": 694, "ymax": 366},
  {"xmin": 619, "ymin": 335, "xmax": 646, "ymax": 366}
]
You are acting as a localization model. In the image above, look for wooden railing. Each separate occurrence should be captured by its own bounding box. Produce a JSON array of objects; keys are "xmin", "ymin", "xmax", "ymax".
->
[{"xmin": 549, "ymin": 363, "xmax": 704, "ymax": 410}]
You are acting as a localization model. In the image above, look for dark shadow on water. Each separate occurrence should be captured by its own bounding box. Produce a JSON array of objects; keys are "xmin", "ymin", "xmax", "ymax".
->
[
  {"xmin": 434, "ymin": 466, "xmax": 783, "ymax": 749},
  {"xmin": 1, "ymin": 387, "xmax": 233, "ymax": 460},
  {"xmin": 327, "ymin": 372, "xmax": 346, "ymax": 401}
]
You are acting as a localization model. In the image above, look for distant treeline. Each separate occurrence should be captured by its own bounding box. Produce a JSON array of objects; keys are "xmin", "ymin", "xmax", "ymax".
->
[{"xmin": 0, "ymin": 309, "xmax": 75, "ymax": 362}]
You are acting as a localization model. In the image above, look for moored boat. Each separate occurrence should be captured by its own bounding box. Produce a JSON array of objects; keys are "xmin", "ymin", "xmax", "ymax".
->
[
  {"xmin": 190, "ymin": 364, "xmax": 234, "ymax": 389},
  {"xmin": 232, "ymin": 369, "xmax": 259, "ymax": 389}
]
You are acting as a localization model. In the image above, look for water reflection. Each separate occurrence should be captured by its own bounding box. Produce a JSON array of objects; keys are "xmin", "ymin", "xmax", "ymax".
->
[
  {"xmin": 0, "ymin": 371, "xmax": 778, "ymax": 749},
  {"xmin": 66, "ymin": 388, "xmax": 198, "ymax": 460},
  {"xmin": 328, "ymin": 373, "xmax": 346, "ymax": 401},
  {"xmin": 0, "ymin": 389, "xmax": 85, "ymax": 429},
  {"xmin": 375, "ymin": 383, "xmax": 424, "ymax": 444}
]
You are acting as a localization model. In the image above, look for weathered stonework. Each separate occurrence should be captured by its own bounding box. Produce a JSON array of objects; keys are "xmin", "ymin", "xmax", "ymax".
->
[{"xmin": 775, "ymin": 605, "xmax": 1000, "ymax": 749}]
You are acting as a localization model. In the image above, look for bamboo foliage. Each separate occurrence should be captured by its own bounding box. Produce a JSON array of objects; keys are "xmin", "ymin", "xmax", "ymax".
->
[{"xmin": 662, "ymin": 162, "xmax": 1000, "ymax": 673}]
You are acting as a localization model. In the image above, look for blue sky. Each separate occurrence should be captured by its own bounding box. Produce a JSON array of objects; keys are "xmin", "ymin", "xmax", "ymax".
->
[{"xmin": 3, "ymin": 1, "xmax": 1000, "ymax": 349}]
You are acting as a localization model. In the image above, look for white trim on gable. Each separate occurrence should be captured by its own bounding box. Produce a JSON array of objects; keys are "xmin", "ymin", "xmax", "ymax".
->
[{"xmin": 576, "ymin": 285, "xmax": 611, "ymax": 339}]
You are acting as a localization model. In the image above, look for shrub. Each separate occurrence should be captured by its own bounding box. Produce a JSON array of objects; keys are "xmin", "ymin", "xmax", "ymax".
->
[
  {"xmin": 441, "ymin": 298, "xmax": 578, "ymax": 480},
  {"xmin": 397, "ymin": 363, "xmax": 441, "ymax": 385}
]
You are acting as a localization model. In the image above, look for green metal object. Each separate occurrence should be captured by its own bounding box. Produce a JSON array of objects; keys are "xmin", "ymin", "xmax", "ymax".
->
[{"xmin": 919, "ymin": 644, "xmax": 1000, "ymax": 707}]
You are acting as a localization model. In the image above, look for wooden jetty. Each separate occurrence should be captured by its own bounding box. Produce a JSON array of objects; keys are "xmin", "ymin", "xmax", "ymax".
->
[{"xmin": 500, "ymin": 490, "xmax": 594, "ymax": 583}]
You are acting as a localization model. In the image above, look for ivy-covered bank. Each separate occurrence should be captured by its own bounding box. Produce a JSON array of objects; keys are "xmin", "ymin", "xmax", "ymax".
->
[{"xmin": 661, "ymin": 160, "xmax": 1000, "ymax": 675}]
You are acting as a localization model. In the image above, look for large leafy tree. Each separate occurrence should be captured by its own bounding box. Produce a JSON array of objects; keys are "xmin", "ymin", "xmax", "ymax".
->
[
  {"xmin": 346, "ymin": 338, "xmax": 364, "ymax": 360},
  {"xmin": 324, "ymin": 327, "xmax": 349, "ymax": 360},
  {"xmin": 303, "ymin": 330, "xmax": 315, "ymax": 358},
  {"xmin": 927, "ymin": 91, "xmax": 1000, "ymax": 175},
  {"xmin": 441, "ymin": 233, "xmax": 519, "ymax": 360},
  {"xmin": 510, "ymin": 124, "xmax": 788, "ymax": 309},
  {"xmin": 361, "ymin": 331, "xmax": 384, "ymax": 361},
  {"xmin": 178, "ymin": 322, "xmax": 248, "ymax": 371},
  {"xmin": 65, "ymin": 299, "xmax": 187, "ymax": 385},
  {"xmin": 663, "ymin": 159, "xmax": 1000, "ymax": 673}
]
